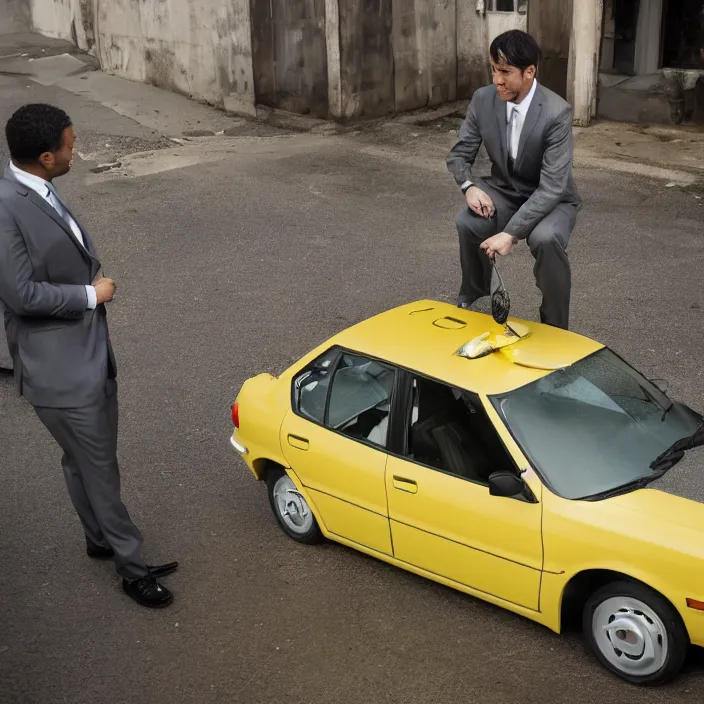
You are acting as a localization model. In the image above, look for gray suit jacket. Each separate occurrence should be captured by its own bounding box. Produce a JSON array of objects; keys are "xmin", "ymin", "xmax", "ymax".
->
[
  {"xmin": 0, "ymin": 164, "xmax": 116, "ymax": 408},
  {"xmin": 447, "ymin": 83, "xmax": 580, "ymax": 239}
]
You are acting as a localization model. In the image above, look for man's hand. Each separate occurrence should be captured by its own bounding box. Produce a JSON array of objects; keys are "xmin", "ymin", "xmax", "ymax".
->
[
  {"xmin": 466, "ymin": 186, "xmax": 495, "ymax": 218},
  {"xmin": 480, "ymin": 232, "xmax": 517, "ymax": 259},
  {"xmin": 93, "ymin": 277, "xmax": 116, "ymax": 304}
]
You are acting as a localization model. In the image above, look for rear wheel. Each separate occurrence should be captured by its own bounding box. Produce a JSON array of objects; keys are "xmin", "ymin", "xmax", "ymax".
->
[
  {"xmin": 583, "ymin": 580, "xmax": 689, "ymax": 685},
  {"xmin": 266, "ymin": 467, "xmax": 322, "ymax": 544}
]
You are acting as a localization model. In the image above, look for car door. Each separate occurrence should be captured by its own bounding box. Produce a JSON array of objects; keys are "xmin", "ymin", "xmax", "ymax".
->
[
  {"xmin": 280, "ymin": 348, "xmax": 397, "ymax": 556},
  {"xmin": 385, "ymin": 372, "xmax": 543, "ymax": 610}
]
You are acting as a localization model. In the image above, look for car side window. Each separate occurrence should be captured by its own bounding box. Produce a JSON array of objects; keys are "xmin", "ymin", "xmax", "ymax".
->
[
  {"xmin": 326, "ymin": 353, "xmax": 395, "ymax": 448},
  {"xmin": 405, "ymin": 375, "xmax": 516, "ymax": 485},
  {"xmin": 293, "ymin": 348, "xmax": 338, "ymax": 424}
]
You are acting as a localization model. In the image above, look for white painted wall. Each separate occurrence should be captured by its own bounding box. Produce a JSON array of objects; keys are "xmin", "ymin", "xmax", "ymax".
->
[
  {"xmin": 29, "ymin": 0, "xmax": 256, "ymax": 116},
  {"xmin": 29, "ymin": 0, "xmax": 75, "ymax": 40},
  {"xmin": 567, "ymin": 0, "xmax": 602, "ymax": 126},
  {"xmin": 325, "ymin": 0, "xmax": 342, "ymax": 118},
  {"xmin": 486, "ymin": 7, "xmax": 527, "ymax": 43},
  {"xmin": 634, "ymin": 0, "xmax": 664, "ymax": 76},
  {"xmin": 457, "ymin": 1, "xmax": 527, "ymax": 98}
]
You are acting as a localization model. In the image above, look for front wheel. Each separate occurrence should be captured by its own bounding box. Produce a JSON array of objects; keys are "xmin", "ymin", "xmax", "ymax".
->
[
  {"xmin": 266, "ymin": 468, "xmax": 322, "ymax": 545},
  {"xmin": 583, "ymin": 580, "xmax": 689, "ymax": 685}
]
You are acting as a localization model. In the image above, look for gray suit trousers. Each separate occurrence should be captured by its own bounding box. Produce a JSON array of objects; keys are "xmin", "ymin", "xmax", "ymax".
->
[
  {"xmin": 456, "ymin": 192, "xmax": 578, "ymax": 330},
  {"xmin": 33, "ymin": 380, "xmax": 148, "ymax": 581}
]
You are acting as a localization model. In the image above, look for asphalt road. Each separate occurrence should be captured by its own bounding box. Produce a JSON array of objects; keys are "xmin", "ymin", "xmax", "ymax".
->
[{"xmin": 1, "ymin": 65, "xmax": 704, "ymax": 704}]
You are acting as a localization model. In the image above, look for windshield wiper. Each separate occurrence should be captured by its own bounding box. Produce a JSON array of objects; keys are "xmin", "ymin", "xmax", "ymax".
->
[
  {"xmin": 650, "ymin": 421, "xmax": 704, "ymax": 471},
  {"xmin": 660, "ymin": 401, "xmax": 674, "ymax": 422},
  {"xmin": 584, "ymin": 421, "xmax": 704, "ymax": 501},
  {"xmin": 582, "ymin": 471, "xmax": 668, "ymax": 501},
  {"xmin": 638, "ymin": 382, "xmax": 671, "ymax": 419}
]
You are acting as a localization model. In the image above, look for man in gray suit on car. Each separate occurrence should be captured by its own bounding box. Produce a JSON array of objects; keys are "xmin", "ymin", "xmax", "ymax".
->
[
  {"xmin": 0, "ymin": 104, "xmax": 176, "ymax": 608},
  {"xmin": 447, "ymin": 30, "xmax": 580, "ymax": 330}
]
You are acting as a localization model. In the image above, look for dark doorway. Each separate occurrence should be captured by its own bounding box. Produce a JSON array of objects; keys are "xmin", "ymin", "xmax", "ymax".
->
[
  {"xmin": 249, "ymin": 0, "xmax": 329, "ymax": 117},
  {"xmin": 662, "ymin": 0, "xmax": 704, "ymax": 69},
  {"xmin": 601, "ymin": 0, "xmax": 642, "ymax": 74},
  {"xmin": 614, "ymin": 0, "xmax": 641, "ymax": 74}
]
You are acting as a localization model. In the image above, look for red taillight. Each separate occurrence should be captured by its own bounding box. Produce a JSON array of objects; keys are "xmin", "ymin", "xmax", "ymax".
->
[{"xmin": 231, "ymin": 401, "xmax": 239, "ymax": 428}]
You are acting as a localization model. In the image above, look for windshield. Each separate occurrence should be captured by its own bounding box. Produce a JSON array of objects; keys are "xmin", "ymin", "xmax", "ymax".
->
[{"xmin": 490, "ymin": 348, "xmax": 702, "ymax": 500}]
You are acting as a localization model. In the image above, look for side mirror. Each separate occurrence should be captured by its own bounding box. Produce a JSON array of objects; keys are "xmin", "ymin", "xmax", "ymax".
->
[{"xmin": 489, "ymin": 471, "xmax": 532, "ymax": 500}]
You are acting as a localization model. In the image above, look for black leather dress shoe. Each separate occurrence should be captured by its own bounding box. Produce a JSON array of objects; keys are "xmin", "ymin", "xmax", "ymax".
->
[
  {"xmin": 123, "ymin": 575, "xmax": 173, "ymax": 608},
  {"xmin": 86, "ymin": 539, "xmax": 114, "ymax": 560},
  {"xmin": 457, "ymin": 295, "xmax": 472, "ymax": 310},
  {"xmin": 148, "ymin": 562, "xmax": 179, "ymax": 579}
]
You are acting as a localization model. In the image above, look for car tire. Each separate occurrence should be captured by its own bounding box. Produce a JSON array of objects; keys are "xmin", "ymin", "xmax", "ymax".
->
[
  {"xmin": 266, "ymin": 467, "xmax": 323, "ymax": 545},
  {"xmin": 583, "ymin": 579, "xmax": 689, "ymax": 685}
]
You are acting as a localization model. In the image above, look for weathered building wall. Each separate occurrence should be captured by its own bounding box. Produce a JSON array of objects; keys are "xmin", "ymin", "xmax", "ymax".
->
[
  {"xmin": 567, "ymin": 0, "xmax": 602, "ymax": 125},
  {"xmin": 29, "ymin": 0, "xmax": 256, "ymax": 115},
  {"xmin": 25, "ymin": 0, "xmax": 72, "ymax": 39},
  {"xmin": 456, "ymin": 3, "xmax": 531, "ymax": 100},
  {"xmin": 250, "ymin": 0, "xmax": 328, "ymax": 117},
  {"xmin": 338, "ymin": 0, "xmax": 394, "ymax": 119},
  {"xmin": 338, "ymin": 0, "xmax": 507, "ymax": 119},
  {"xmin": 393, "ymin": 0, "xmax": 457, "ymax": 112},
  {"xmin": 528, "ymin": 0, "xmax": 573, "ymax": 98},
  {"xmin": 1, "ymin": 0, "xmax": 31, "ymax": 33},
  {"xmin": 21, "ymin": 0, "xmax": 567, "ymax": 122}
]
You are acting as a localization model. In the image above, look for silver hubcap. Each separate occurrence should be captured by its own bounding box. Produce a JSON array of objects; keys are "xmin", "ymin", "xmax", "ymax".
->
[
  {"xmin": 273, "ymin": 475, "xmax": 314, "ymax": 534},
  {"xmin": 592, "ymin": 596, "xmax": 668, "ymax": 676}
]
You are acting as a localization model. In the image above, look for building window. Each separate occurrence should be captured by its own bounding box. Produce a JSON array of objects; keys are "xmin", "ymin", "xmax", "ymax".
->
[
  {"xmin": 487, "ymin": 0, "xmax": 527, "ymax": 12},
  {"xmin": 489, "ymin": 0, "xmax": 515, "ymax": 10}
]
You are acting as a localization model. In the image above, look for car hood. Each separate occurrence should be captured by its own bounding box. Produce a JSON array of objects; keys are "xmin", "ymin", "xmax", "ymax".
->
[{"xmin": 611, "ymin": 448, "xmax": 704, "ymax": 532}]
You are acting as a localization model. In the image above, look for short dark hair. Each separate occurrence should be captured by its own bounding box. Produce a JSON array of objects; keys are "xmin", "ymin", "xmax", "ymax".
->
[
  {"xmin": 5, "ymin": 103, "xmax": 72, "ymax": 164},
  {"xmin": 490, "ymin": 30, "xmax": 541, "ymax": 71}
]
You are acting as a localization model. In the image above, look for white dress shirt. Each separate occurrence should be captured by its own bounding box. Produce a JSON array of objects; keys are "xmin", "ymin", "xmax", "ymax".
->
[
  {"xmin": 506, "ymin": 78, "xmax": 538, "ymax": 161},
  {"xmin": 460, "ymin": 79, "xmax": 539, "ymax": 192},
  {"xmin": 9, "ymin": 162, "xmax": 96, "ymax": 309}
]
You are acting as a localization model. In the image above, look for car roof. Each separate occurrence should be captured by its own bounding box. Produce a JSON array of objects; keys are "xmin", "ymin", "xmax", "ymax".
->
[{"xmin": 329, "ymin": 300, "xmax": 604, "ymax": 395}]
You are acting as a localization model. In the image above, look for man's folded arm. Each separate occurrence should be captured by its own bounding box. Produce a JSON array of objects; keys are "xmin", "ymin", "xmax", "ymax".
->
[{"xmin": 0, "ymin": 206, "xmax": 89, "ymax": 318}]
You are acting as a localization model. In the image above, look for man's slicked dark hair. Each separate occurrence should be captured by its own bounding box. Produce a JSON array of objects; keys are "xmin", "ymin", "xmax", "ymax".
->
[
  {"xmin": 5, "ymin": 103, "xmax": 72, "ymax": 164},
  {"xmin": 490, "ymin": 30, "xmax": 541, "ymax": 71}
]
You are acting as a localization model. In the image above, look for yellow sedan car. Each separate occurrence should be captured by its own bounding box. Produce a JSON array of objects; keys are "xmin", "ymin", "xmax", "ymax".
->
[{"xmin": 229, "ymin": 300, "xmax": 704, "ymax": 685}]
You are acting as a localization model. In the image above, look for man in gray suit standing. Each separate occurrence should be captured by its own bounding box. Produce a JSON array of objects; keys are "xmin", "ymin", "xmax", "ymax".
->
[
  {"xmin": 0, "ymin": 308, "xmax": 11, "ymax": 373},
  {"xmin": 0, "ymin": 104, "xmax": 176, "ymax": 608},
  {"xmin": 447, "ymin": 30, "xmax": 580, "ymax": 329}
]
